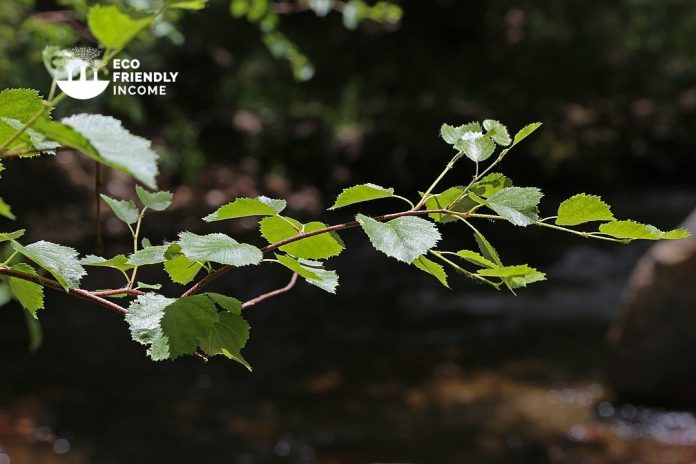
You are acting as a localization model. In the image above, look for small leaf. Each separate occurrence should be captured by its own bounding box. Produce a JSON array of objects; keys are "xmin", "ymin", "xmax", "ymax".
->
[
  {"xmin": 81, "ymin": 254, "xmax": 135, "ymax": 271},
  {"xmin": 478, "ymin": 264, "xmax": 543, "ymax": 278},
  {"xmin": 168, "ymin": 0, "xmax": 209, "ymax": 10},
  {"xmin": 88, "ymin": 5, "xmax": 154, "ymax": 50},
  {"xmin": 598, "ymin": 221, "xmax": 691, "ymax": 241},
  {"xmin": 275, "ymin": 254, "xmax": 320, "ymax": 280},
  {"xmin": 8, "ymin": 263, "xmax": 44, "ymax": 317},
  {"xmin": 556, "ymin": 194, "xmax": 615, "ymax": 226},
  {"xmin": 135, "ymin": 185, "xmax": 172, "ymax": 212},
  {"xmin": 413, "ymin": 256, "xmax": 449, "ymax": 288},
  {"xmin": 199, "ymin": 311, "xmax": 251, "ymax": 370},
  {"xmin": 512, "ymin": 122, "xmax": 542, "ymax": 146},
  {"xmin": 0, "ymin": 230, "xmax": 24, "ymax": 242},
  {"xmin": 483, "ymin": 120, "xmax": 511, "ymax": 146},
  {"xmin": 455, "ymin": 132, "xmax": 496, "ymax": 162},
  {"xmin": 11, "ymin": 240, "xmax": 85, "ymax": 290},
  {"xmin": 440, "ymin": 122, "xmax": 481, "ymax": 146},
  {"xmin": 471, "ymin": 173, "xmax": 512, "ymax": 198},
  {"xmin": 164, "ymin": 254, "xmax": 202, "ymax": 285},
  {"xmin": 100, "ymin": 194, "xmax": 139, "ymax": 225},
  {"xmin": 473, "ymin": 228, "xmax": 502, "ymax": 266},
  {"xmin": 297, "ymin": 259, "xmax": 339, "ymax": 294},
  {"xmin": 0, "ymin": 198, "xmax": 15, "ymax": 220},
  {"xmin": 424, "ymin": 187, "xmax": 476, "ymax": 223},
  {"xmin": 356, "ymin": 214, "xmax": 441, "ymax": 264},
  {"xmin": 329, "ymin": 183, "xmax": 395, "ymax": 209},
  {"xmin": 456, "ymin": 250, "xmax": 497, "ymax": 268},
  {"xmin": 127, "ymin": 245, "xmax": 169, "ymax": 266},
  {"xmin": 476, "ymin": 187, "xmax": 543, "ymax": 227},
  {"xmin": 204, "ymin": 196, "xmax": 286, "ymax": 222},
  {"xmin": 178, "ymin": 232, "xmax": 263, "ymax": 267},
  {"xmin": 259, "ymin": 216, "xmax": 345, "ymax": 259}
]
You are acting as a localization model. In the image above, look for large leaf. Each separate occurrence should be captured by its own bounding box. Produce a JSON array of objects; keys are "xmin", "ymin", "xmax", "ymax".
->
[
  {"xmin": 62, "ymin": 114, "xmax": 159, "ymax": 189},
  {"xmin": 598, "ymin": 221, "xmax": 691, "ymax": 241},
  {"xmin": 100, "ymin": 194, "xmax": 139, "ymax": 225},
  {"xmin": 11, "ymin": 240, "xmax": 85, "ymax": 290},
  {"xmin": 199, "ymin": 312, "xmax": 251, "ymax": 370},
  {"xmin": 475, "ymin": 187, "xmax": 543, "ymax": 227},
  {"xmin": 356, "ymin": 214, "xmax": 441, "ymax": 264},
  {"xmin": 329, "ymin": 183, "xmax": 394, "ymax": 210},
  {"xmin": 87, "ymin": 5, "xmax": 154, "ymax": 50},
  {"xmin": 259, "ymin": 216, "xmax": 345, "ymax": 259},
  {"xmin": 126, "ymin": 293, "xmax": 174, "ymax": 347},
  {"xmin": 413, "ymin": 256, "xmax": 449, "ymax": 288},
  {"xmin": 556, "ymin": 194, "xmax": 615, "ymax": 226},
  {"xmin": 164, "ymin": 254, "xmax": 203, "ymax": 285},
  {"xmin": 440, "ymin": 122, "xmax": 481, "ymax": 145},
  {"xmin": 178, "ymin": 232, "xmax": 263, "ymax": 267},
  {"xmin": 135, "ymin": 186, "xmax": 172, "ymax": 211},
  {"xmin": 204, "ymin": 196, "xmax": 285, "ymax": 222},
  {"xmin": 8, "ymin": 263, "xmax": 44, "ymax": 317},
  {"xmin": 160, "ymin": 295, "xmax": 219, "ymax": 359}
]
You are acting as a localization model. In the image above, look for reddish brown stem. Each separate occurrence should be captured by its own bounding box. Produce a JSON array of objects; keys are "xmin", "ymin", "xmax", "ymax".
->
[
  {"xmin": 92, "ymin": 288, "xmax": 146, "ymax": 297},
  {"xmin": 242, "ymin": 273, "xmax": 298, "ymax": 309},
  {"xmin": 181, "ymin": 208, "xmax": 454, "ymax": 298}
]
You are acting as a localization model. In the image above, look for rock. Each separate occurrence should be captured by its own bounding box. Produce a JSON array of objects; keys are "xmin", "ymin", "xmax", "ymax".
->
[{"xmin": 608, "ymin": 209, "xmax": 696, "ymax": 407}]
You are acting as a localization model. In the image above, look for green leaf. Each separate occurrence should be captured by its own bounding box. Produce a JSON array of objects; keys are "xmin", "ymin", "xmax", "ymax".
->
[
  {"xmin": 483, "ymin": 120, "xmax": 511, "ymax": 146},
  {"xmin": 413, "ymin": 256, "xmax": 449, "ymax": 288},
  {"xmin": 0, "ymin": 89, "xmax": 56, "ymax": 155},
  {"xmin": 100, "ymin": 194, "xmax": 139, "ymax": 225},
  {"xmin": 0, "ymin": 89, "xmax": 44, "ymax": 123},
  {"xmin": 356, "ymin": 214, "xmax": 441, "ymax": 264},
  {"xmin": 275, "ymin": 254, "xmax": 320, "ymax": 280},
  {"xmin": 471, "ymin": 173, "xmax": 513, "ymax": 198},
  {"xmin": 329, "ymin": 183, "xmax": 395, "ymax": 210},
  {"xmin": 472, "ymin": 228, "xmax": 502, "ymax": 266},
  {"xmin": 476, "ymin": 187, "xmax": 543, "ymax": 227},
  {"xmin": 456, "ymin": 250, "xmax": 497, "ymax": 268},
  {"xmin": 62, "ymin": 114, "xmax": 159, "ymax": 189},
  {"xmin": 204, "ymin": 293, "xmax": 243, "ymax": 313},
  {"xmin": 127, "ymin": 245, "xmax": 169, "ymax": 266},
  {"xmin": 87, "ymin": 5, "xmax": 154, "ymax": 50},
  {"xmin": 598, "ymin": 220, "xmax": 691, "ymax": 241},
  {"xmin": 440, "ymin": 122, "xmax": 481, "ymax": 145},
  {"xmin": 556, "ymin": 194, "xmax": 615, "ymax": 226},
  {"xmin": 8, "ymin": 263, "xmax": 44, "ymax": 317},
  {"xmin": 168, "ymin": 0, "xmax": 209, "ymax": 10},
  {"xmin": 0, "ymin": 230, "xmax": 24, "ymax": 242},
  {"xmin": 178, "ymin": 231, "xmax": 263, "ymax": 267},
  {"xmin": 204, "ymin": 196, "xmax": 286, "ymax": 222},
  {"xmin": 135, "ymin": 185, "xmax": 172, "ymax": 212},
  {"xmin": 455, "ymin": 132, "xmax": 496, "ymax": 162},
  {"xmin": 161, "ymin": 295, "xmax": 219, "ymax": 359},
  {"xmin": 126, "ymin": 293, "xmax": 174, "ymax": 347},
  {"xmin": 259, "ymin": 216, "xmax": 345, "ymax": 259},
  {"xmin": 199, "ymin": 311, "xmax": 251, "ymax": 370},
  {"xmin": 164, "ymin": 254, "xmax": 202, "ymax": 285},
  {"xmin": 81, "ymin": 254, "xmax": 135, "ymax": 271},
  {"xmin": 136, "ymin": 281, "xmax": 162, "ymax": 290},
  {"xmin": 0, "ymin": 198, "xmax": 15, "ymax": 220},
  {"xmin": 11, "ymin": 240, "xmax": 85, "ymax": 290},
  {"xmin": 478, "ymin": 264, "xmax": 546, "ymax": 289},
  {"xmin": 512, "ymin": 122, "xmax": 542, "ymax": 146},
  {"xmin": 297, "ymin": 259, "xmax": 339, "ymax": 293}
]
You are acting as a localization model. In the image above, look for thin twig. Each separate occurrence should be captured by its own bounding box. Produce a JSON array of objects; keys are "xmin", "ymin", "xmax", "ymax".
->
[
  {"xmin": 91, "ymin": 288, "xmax": 145, "ymax": 297},
  {"xmin": 242, "ymin": 273, "xmax": 298, "ymax": 309}
]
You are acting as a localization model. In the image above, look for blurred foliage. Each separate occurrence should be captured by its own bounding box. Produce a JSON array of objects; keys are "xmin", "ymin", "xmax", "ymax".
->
[{"xmin": 1, "ymin": 0, "xmax": 694, "ymax": 196}]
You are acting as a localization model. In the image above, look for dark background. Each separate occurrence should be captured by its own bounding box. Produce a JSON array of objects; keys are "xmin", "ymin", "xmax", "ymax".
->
[{"xmin": 0, "ymin": 1, "xmax": 695, "ymax": 463}]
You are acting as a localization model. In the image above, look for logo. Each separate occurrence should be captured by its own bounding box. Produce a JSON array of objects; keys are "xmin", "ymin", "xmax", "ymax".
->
[
  {"xmin": 52, "ymin": 47, "xmax": 109, "ymax": 100},
  {"xmin": 45, "ymin": 45, "xmax": 180, "ymax": 100}
]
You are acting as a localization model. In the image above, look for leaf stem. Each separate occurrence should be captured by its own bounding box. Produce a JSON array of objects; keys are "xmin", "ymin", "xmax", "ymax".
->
[{"xmin": 413, "ymin": 152, "xmax": 461, "ymax": 210}]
